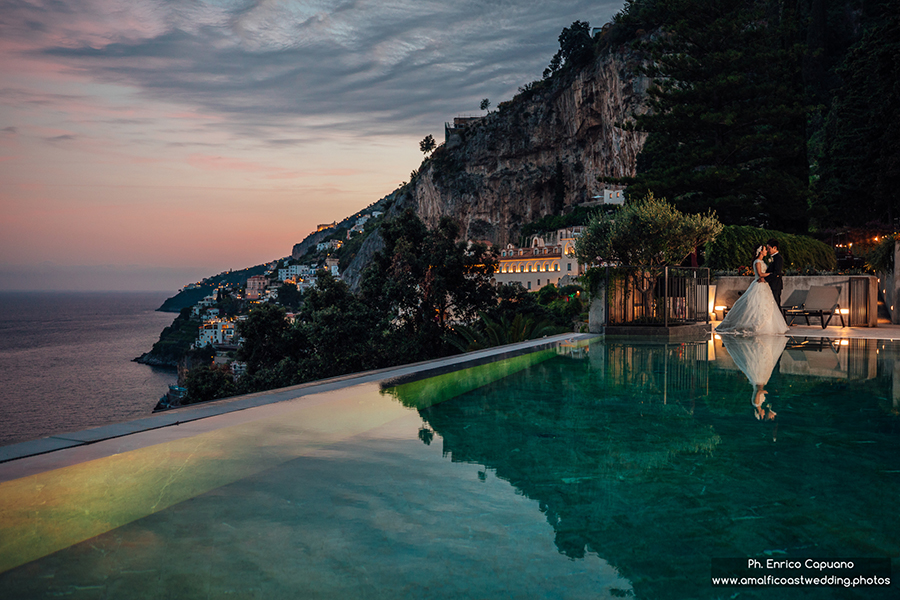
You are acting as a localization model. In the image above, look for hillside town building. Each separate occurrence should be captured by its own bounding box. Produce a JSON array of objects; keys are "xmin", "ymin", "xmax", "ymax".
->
[
  {"xmin": 316, "ymin": 239, "xmax": 342, "ymax": 252},
  {"xmin": 278, "ymin": 264, "xmax": 313, "ymax": 281},
  {"xmin": 195, "ymin": 318, "xmax": 238, "ymax": 348},
  {"xmin": 580, "ymin": 187, "xmax": 626, "ymax": 207},
  {"xmin": 245, "ymin": 275, "xmax": 269, "ymax": 300},
  {"xmin": 493, "ymin": 227, "xmax": 585, "ymax": 291}
]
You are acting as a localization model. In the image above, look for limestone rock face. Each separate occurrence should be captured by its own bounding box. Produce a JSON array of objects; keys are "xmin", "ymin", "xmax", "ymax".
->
[
  {"xmin": 297, "ymin": 47, "xmax": 650, "ymax": 291},
  {"xmin": 412, "ymin": 48, "xmax": 649, "ymax": 248}
]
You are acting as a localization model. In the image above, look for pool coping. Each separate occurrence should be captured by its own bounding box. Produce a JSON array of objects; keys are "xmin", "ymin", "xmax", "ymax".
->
[{"xmin": 0, "ymin": 332, "xmax": 595, "ymax": 465}]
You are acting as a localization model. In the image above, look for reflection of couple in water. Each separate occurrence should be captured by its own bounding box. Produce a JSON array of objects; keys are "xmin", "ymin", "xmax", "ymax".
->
[
  {"xmin": 721, "ymin": 335, "xmax": 787, "ymax": 422},
  {"xmin": 752, "ymin": 386, "xmax": 776, "ymax": 421}
]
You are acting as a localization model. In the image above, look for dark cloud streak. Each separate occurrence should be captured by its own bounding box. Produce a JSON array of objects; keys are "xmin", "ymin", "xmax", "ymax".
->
[{"xmin": 8, "ymin": 0, "xmax": 625, "ymax": 138}]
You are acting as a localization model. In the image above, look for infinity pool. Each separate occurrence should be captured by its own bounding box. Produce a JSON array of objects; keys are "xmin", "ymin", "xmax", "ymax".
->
[{"xmin": 1, "ymin": 335, "xmax": 898, "ymax": 599}]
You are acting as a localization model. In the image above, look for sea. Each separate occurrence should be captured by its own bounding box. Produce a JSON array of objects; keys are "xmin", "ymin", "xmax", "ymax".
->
[{"xmin": 0, "ymin": 291, "xmax": 178, "ymax": 447}]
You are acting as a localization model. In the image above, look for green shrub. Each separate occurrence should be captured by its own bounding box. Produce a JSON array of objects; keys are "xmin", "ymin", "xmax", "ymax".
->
[
  {"xmin": 705, "ymin": 226, "xmax": 836, "ymax": 271},
  {"xmin": 866, "ymin": 234, "xmax": 898, "ymax": 273},
  {"xmin": 520, "ymin": 206, "xmax": 595, "ymax": 240}
]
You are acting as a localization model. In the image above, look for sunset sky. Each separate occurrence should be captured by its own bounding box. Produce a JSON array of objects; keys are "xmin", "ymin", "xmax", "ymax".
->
[{"xmin": 1, "ymin": 0, "xmax": 623, "ymax": 291}]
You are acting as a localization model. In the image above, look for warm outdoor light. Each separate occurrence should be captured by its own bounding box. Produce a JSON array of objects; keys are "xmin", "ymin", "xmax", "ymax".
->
[
  {"xmin": 840, "ymin": 340, "xmax": 849, "ymax": 346},
  {"xmin": 715, "ymin": 305, "xmax": 727, "ymax": 311},
  {"xmin": 840, "ymin": 308, "xmax": 849, "ymax": 315}
]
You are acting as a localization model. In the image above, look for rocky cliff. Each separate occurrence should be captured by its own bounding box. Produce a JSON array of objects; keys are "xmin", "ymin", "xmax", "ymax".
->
[
  {"xmin": 411, "ymin": 46, "xmax": 650, "ymax": 247},
  {"xmin": 339, "ymin": 46, "xmax": 650, "ymax": 289}
]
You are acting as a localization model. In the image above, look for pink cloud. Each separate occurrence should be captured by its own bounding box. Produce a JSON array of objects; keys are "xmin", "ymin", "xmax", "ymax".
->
[
  {"xmin": 318, "ymin": 168, "xmax": 362, "ymax": 177},
  {"xmin": 187, "ymin": 153, "xmax": 301, "ymax": 179}
]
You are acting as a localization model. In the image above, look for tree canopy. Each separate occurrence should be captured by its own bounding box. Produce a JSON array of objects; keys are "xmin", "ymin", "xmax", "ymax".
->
[
  {"xmin": 619, "ymin": 0, "xmax": 810, "ymax": 233},
  {"xmin": 814, "ymin": 7, "xmax": 900, "ymax": 228},
  {"xmin": 575, "ymin": 193, "xmax": 722, "ymax": 267},
  {"xmin": 544, "ymin": 20, "xmax": 594, "ymax": 78},
  {"xmin": 206, "ymin": 212, "xmax": 505, "ymax": 397},
  {"xmin": 420, "ymin": 134, "xmax": 436, "ymax": 154},
  {"xmin": 609, "ymin": 0, "xmax": 898, "ymax": 233},
  {"xmin": 361, "ymin": 209, "xmax": 498, "ymax": 359}
]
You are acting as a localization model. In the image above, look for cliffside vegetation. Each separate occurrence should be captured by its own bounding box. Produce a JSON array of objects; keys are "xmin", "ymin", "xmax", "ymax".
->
[
  {"xmin": 181, "ymin": 212, "xmax": 583, "ymax": 404},
  {"xmin": 136, "ymin": 307, "xmax": 200, "ymax": 368},
  {"xmin": 607, "ymin": 0, "xmax": 897, "ymax": 233},
  {"xmin": 158, "ymin": 264, "xmax": 268, "ymax": 312},
  {"xmin": 815, "ymin": 9, "xmax": 900, "ymax": 228}
]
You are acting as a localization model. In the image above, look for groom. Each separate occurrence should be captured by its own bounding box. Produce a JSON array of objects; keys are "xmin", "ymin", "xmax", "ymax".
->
[{"xmin": 766, "ymin": 238, "xmax": 784, "ymax": 308}]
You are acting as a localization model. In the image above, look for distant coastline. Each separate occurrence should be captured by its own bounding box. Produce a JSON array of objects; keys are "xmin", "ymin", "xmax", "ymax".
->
[{"xmin": 157, "ymin": 263, "xmax": 270, "ymax": 312}]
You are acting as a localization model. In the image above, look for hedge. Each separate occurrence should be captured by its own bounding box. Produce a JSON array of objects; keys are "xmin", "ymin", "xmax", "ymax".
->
[{"xmin": 705, "ymin": 226, "xmax": 836, "ymax": 271}]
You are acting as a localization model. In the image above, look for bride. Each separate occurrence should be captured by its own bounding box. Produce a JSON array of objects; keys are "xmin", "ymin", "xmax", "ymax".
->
[{"xmin": 716, "ymin": 245, "xmax": 789, "ymax": 335}]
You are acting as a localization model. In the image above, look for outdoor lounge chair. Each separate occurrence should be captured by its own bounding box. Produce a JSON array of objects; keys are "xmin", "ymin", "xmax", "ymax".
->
[
  {"xmin": 780, "ymin": 289, "xmax": 808, "ymax": 319},
  {"xmin": 785, "ymin": 285, "xmax": 845, "ymax": 329}
]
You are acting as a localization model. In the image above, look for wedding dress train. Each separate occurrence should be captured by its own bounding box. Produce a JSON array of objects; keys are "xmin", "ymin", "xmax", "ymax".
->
[
  {"xmin": 716, "ymin": 259, "xmax": 789, "ymax": 336},
  {"xmin": 721, "ymin": 335, "xmax": 788, "ymax": 387}
]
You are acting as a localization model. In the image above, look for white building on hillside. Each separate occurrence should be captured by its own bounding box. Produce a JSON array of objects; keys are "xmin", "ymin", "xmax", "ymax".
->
[
  {"xmin": 278, "ymin": 264, "xmax": 313, "ymax": 281},
  {"xmin": 191, "ymin": 294, "xmax": 218, "ymax": 317},
  {"xmin": 493, "ymin": 227, "xmax": 585, "ymax": 291},
  {"xmin": 582, "ymin": 188, "xmax": 625, "ymax": 207},
  {"xmin": 196, "ymin": 318, "xmax": 237, "ymax": 348}
]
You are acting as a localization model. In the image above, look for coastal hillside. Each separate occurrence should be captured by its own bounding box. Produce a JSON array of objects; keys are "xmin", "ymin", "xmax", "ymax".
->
[
  {"xmin": 158, "ymin": 264, "xmax": 270, "ymax": 312},
  {"xmin": 334, "ymin": 41, "xmax": 650, "ymax": 289}
]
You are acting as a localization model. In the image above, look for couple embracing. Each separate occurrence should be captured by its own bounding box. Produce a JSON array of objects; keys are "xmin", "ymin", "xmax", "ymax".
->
[{"xmin": 716, "ymin": 239, "xmax": 789, "ymax": 336}]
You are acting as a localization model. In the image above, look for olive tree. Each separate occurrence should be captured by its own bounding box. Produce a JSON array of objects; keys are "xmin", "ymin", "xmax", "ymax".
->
[
  {"xmin": 575, "ymin": 193, "xmax": 722, "ymax": 267},
  {"xmin": 575, "ymin": 193, "xmax": 722, "ymax": 320}
]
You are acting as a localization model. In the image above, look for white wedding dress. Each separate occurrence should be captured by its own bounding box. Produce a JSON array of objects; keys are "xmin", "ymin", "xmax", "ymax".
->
[
  {"xmin": 716, "ymin": 259, "xmax": 789, "ymax": 336},
  {"xmin": 721, "ymin": 335, "xmax": 788, "ymax": 386}
]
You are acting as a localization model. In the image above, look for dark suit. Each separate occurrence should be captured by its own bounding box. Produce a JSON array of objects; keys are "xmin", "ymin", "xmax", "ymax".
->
[{"xmin": 768, "ymin": 252, "xmax": 784, "ymax": 307}]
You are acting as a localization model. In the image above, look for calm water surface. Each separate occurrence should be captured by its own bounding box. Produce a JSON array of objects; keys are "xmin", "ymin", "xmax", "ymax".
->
[
  {"xmin": 0, "ymin": 292, "xmax": 177, "ymax": 446},
  {"xmin": 1, "ymin": 336, "xmax": 898, "ymax": 598}
]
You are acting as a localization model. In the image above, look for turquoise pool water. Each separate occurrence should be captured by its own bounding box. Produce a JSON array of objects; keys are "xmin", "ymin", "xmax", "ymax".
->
[{"xmin": 1, "ymin": 336, "xmax": 898, "ymax": 599}]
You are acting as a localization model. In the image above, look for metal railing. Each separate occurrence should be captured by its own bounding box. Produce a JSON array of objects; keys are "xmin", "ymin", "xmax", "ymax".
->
[{"xmin": 601, "ymin": 266, "xmax": 711, "ymax": 326}]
